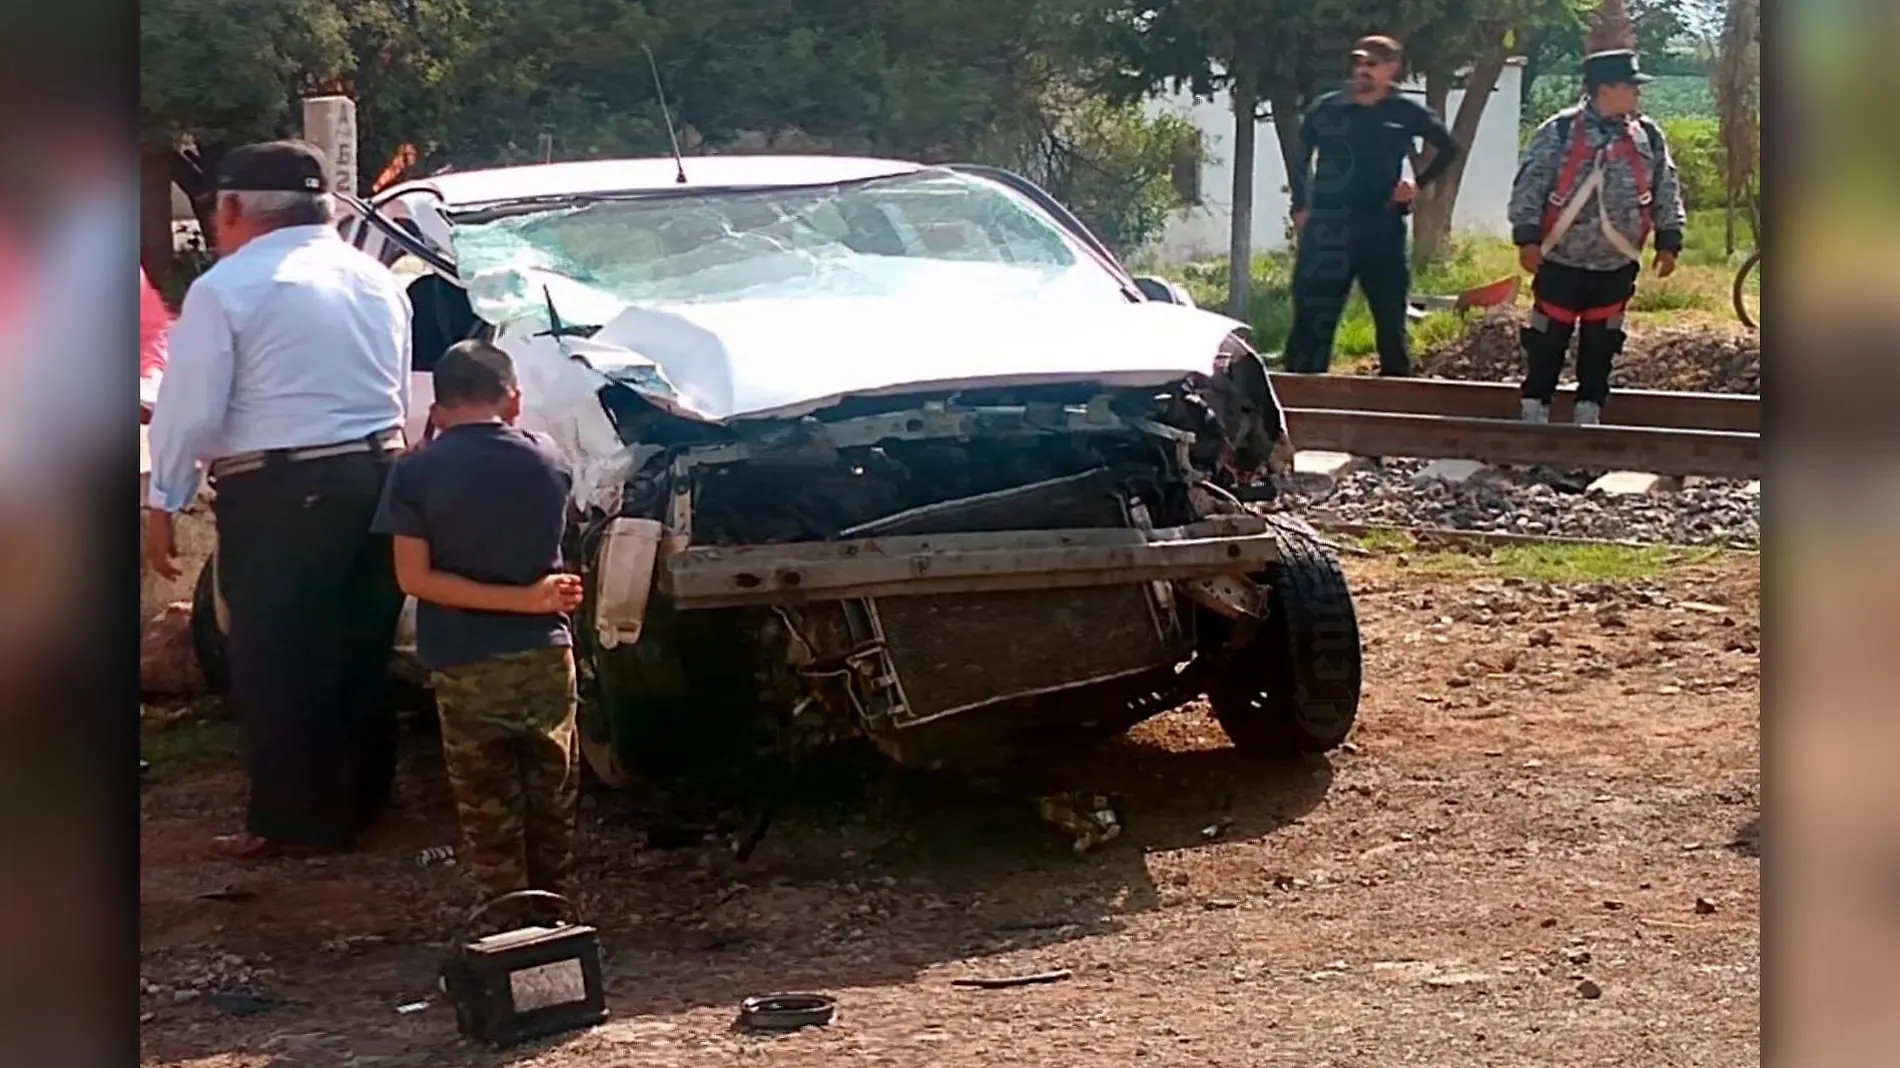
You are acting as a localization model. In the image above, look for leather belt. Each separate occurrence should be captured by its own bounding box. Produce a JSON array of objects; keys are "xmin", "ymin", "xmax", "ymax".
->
[{"xmin": 210, "ymin": 428, "xmax": 403, "ymax": 479}]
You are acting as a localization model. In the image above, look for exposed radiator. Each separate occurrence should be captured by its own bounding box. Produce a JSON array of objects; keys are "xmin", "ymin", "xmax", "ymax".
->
[{"xmin": 845, "ymin": 468, "xmax": 1181, "ymax": 726}]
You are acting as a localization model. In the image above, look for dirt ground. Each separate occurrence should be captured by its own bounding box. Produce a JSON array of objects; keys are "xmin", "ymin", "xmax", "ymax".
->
[{"xmin": 139, "ymin": 551, "xmax": 1761, "ymax": 1068}]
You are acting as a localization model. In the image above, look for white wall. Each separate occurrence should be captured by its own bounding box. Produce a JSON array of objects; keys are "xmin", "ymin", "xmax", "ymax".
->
[{"xmin": 1143, "ymin": 60, "xmax": 1525, "ymax": 265}]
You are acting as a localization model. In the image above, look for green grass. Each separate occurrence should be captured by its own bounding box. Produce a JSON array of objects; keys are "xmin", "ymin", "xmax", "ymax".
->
[
  {"xmin": 1347, "ymin": 527, "xmax": 1420, "ymax": 554},
  {"xmin": 1162, "ymin": 210, "xmax": 1752, "ymax": 364},
  {"xmin": 1342, "ymin": 524, "xmax": 1731, "ymax": 582},
  {"xmin": 1417, "ymin": 542, "xmax": 1722, "ymax": 584},
  {"xmin": 141, "ymin": 713, "xmax": 239, "ymax": 776}
]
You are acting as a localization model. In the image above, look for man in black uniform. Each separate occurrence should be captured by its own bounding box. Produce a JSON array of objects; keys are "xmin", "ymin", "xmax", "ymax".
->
[{"xmin": 1284, "ymin": 36, "xmax": 1463, "ymax": 376}]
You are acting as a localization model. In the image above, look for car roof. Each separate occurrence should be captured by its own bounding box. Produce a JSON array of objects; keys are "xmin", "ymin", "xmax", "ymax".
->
[{"xmin": 374, "ymin": 155, "xmax": 930, "ymax": 208}]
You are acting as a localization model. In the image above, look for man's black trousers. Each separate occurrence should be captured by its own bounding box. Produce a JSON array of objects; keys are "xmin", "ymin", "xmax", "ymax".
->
[
  {"xmin": 1520, "ymin": 259, "xmax": 1641, "ymax": 406},
  {"xmin": 1284, "ymin": 211, "xmax": 1412, "ymax": 376},
  {"xmin": 211, "ymin": 449, "xmax": 405, "ymax": 848}
]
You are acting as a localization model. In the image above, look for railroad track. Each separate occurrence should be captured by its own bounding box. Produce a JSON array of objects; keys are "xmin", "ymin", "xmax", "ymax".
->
[{"xmin": 1269, "ymin": 374, "xmax": 1761, "ymax": 480}]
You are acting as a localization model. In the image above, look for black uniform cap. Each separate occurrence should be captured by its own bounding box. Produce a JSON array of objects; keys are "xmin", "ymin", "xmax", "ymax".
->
[
  {"xmin": 1582, "ymin": 50, "xmax": 1654, "ymax": 88},
  {"xmin": 216, "ymin": 140, "xmax": 331, "ymax": 194}
]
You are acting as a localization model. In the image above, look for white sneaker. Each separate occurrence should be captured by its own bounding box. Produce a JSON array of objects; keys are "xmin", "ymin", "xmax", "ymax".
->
[
  {"xmin": 1574, "ymin": 401, "xmax": 1602, "ymax": 426},
  {"xmin": 1521, "ymin": 398, "xmax": 1549, "ymax": 424}
]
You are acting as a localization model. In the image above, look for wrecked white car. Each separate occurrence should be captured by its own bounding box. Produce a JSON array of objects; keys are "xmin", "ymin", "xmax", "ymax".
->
[{"xmin": 193, "ymin": 155, "xmax": 1362, "ymax": 785}]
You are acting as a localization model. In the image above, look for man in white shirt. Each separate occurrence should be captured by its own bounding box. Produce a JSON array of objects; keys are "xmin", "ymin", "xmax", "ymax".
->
[{"xmin": 144, "ymin": 141, "xmax": 414, "ymax": 858}]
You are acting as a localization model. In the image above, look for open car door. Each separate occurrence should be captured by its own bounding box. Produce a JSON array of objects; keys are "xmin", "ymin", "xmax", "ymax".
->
[{"xmin": 332, "ymin": 190, "xmax": 479, "ymax": 445}]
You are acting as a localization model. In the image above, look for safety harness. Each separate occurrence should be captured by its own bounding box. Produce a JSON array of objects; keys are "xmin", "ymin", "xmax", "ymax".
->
[{"xmin": 1540, "ymin": 111, "xmax": 1660, "ymax": 265}]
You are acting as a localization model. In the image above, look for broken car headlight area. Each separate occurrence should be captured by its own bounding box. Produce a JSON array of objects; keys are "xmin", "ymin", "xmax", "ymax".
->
[{"xmin": 577, "ymin": 369, "xmax": 1363, "ymax": 783}]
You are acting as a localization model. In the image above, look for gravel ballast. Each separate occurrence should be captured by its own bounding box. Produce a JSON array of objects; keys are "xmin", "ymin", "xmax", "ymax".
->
[{"xmin": 1269, "ymin": 458, "xmax": 1760, "ymax": 548}]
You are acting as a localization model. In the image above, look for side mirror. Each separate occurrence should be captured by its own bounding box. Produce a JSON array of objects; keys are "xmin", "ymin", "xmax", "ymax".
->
[{"xmin": 1132, "ymin": 275, "xmax": 1196, "ymax": 308}]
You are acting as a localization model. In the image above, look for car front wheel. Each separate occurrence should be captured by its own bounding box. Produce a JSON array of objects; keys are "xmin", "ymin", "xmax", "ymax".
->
[{"xmin": 1207, "ymin": 514, "xmax": 1362, "ymax": 756}]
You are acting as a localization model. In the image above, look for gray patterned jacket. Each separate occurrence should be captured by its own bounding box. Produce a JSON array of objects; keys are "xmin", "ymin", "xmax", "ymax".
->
[{"xmin": 1508, "ymin": 101, "xmax": 1687, "ymax": 272}]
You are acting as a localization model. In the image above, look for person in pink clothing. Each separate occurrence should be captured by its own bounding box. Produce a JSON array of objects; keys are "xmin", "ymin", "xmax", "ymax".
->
[{"xmin": 139, "ymin": 267, "xmax": 169, "ymax": 417}]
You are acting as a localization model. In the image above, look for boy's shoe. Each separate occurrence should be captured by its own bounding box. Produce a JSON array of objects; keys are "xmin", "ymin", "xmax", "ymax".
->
[
  {"xmin": 1573, "ymin": 400, "xmax": 1602, "ymax": 426},
  {"xmin": 1521, "ymin": 399, "xmax": 1550, "ymax": 424}
]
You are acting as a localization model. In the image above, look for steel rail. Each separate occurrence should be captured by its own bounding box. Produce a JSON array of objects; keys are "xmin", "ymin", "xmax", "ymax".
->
[
  {"xmin": 1283, "ymin": 408, "xmax": 1761, "ymax": 479},
  {"xmin": 1268, "ymin": 374, "xmax": 1758, "ymax": 434}
]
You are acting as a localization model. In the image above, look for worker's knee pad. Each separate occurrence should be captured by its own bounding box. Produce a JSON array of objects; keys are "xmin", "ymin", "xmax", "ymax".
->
[
  {"xmin": 1578, "ymin": 318, "xmax": 1627, "ymax": 358},
  {"xmin": 1521, "ymin": 304, "xmax": 1575, "ymax": 349}
]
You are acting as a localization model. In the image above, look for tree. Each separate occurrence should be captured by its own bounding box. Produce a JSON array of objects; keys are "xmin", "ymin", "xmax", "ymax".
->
[
  {"xmin": 1001, "ymin": 96, "xmax": 1205, "ymax": 255},
  {"xmin": 1521, "ymin": 0, "xmax": 1694, "ymax": 107},
  {"xmin": 139, "ymin": 0, "xmax": 1211, "ymax": 279},
  {"xmin": 1090, "ymin": 0, "xmax": 1378, "ymax": 316},
  {"xmin": 1397, "ymin": 0, "xmax": 1582, "ymax": 267},
  {"xmin": 1710, "ymin": 0, "xmax": 1758, "ymax": 251},
  {"xmin": 139, "ymin": 0, "xmax": 354, "ymax": 284}
]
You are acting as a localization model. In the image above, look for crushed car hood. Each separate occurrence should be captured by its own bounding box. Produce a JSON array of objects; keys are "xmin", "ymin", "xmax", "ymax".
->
[
  {"xmin": 495, "ymin": 291, "xmax": 1248, "ymax": 512},
  {"xmin": 580, "ymin": 296, "xmax": 1248, "ymax": 422}
]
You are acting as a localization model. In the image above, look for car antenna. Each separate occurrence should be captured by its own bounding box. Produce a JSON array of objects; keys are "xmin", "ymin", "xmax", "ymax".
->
[{"xmin": 641, "ymin": 43, "xmax": 688, "ymax": 185}]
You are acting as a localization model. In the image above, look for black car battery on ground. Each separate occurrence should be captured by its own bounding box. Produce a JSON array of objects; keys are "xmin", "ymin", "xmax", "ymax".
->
[{"xmin": 438, "ymin": 891, "xmax": 609, "ymax": 1048}]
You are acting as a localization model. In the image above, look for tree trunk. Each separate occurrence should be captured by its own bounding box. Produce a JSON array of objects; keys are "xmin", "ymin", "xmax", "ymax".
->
[
  {"xmin": 173, "ymin": 145, "xmax": 222, "ymax": 240},
  {"xmin": 1265, "ymin": 84, "xmax": 1306, "ymax": 213},
  {"xmin": 1227, "ymin": 69, "xmax": 1258, "ymax": 320},
  {"xmin": 1411, "ymin": 49, "xmax": 1510, "ymax": 271},
  {"xmin": 139, "ymin": 144, "xmax": 178, "ymax": 292},
  {"xmin": 1520, "ymin": 29, "xmax": 1545, "ymax": 100}
]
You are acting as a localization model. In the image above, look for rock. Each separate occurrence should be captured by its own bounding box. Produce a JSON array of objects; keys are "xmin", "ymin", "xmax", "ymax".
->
[
  {"xmin": 1527, "ymin": 628, "xmax": 1555, "ymax": 648},
  {"xmin": 1576, "ymin": 977, "xmax": 1604, "ymax": 999},
  {"xmin": 1424, "ymin": 972, "xmax": 1494, "ymax": 989},
  {"xmin": 1695, "ymin": 897, "xmax": 1718, "ymax": 915},
  {"xmin": 1412, "ymin": 459, "xmax": 1494, "ymax": 486},
  {"xmin": 1294, "ymin": 450, "xmax": 1365, "ymax": 482},
  {"xmin": 139, "ymin": 602, "xmax": 207, "ymax": 698}
]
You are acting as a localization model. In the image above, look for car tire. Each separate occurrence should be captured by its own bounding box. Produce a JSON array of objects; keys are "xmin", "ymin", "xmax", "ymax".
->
[
  {"xmin": 189, "ymin": 555, "xmax": 231, "ymax": 695},
  {"xmin": 1208, "ymin": 514, "xmax": 1361, "ymax": 756},
  {"xmin": 188, "ymin": 554, "xmax": 434, "ymax": 715}
]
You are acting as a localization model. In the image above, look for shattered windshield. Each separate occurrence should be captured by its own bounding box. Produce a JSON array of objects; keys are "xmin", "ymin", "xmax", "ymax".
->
[{"xmin": 449, "ymin": 170, "xmax": 1129, "ymax": 326}]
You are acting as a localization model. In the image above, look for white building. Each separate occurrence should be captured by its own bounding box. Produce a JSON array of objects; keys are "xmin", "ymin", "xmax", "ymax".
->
[{"xmin": 1143, "ymin": 58, "xmax": 1526, "ymax": 264}]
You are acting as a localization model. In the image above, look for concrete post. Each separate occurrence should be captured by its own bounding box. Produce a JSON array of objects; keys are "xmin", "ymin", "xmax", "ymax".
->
[{"xmin": 300, "ymin": 95, "xmax": 359, "ymax": 197}]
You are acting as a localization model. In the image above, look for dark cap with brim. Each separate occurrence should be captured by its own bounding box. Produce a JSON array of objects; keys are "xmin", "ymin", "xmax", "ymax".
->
[
  {"xmin": 1582, "ymin": 49, "xmax": 1654, "ymax": 87},
  {"xmin": 1351, "ymin": 35, "xmax": 1403, "ymax": 64},
  {"xmin": 216, "ymin": 140, "xmax": 331, "ymax": 194}
]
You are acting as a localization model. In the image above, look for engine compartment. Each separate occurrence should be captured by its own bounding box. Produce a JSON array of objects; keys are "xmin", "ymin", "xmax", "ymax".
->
[{"xmin": 577, "ymin": 351, "xmax": 1290, "ymax": 774}]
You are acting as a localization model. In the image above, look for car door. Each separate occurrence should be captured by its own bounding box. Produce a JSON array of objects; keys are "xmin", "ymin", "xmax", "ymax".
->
[{"xmin": 335, "ymin": 192, "xmax": 464, "ymax": 444}]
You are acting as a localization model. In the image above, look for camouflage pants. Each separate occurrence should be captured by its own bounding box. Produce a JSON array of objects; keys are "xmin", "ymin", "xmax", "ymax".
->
[{"xmin": 430, "ymin": 646, "xmax": 580, "ymax": 905}]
